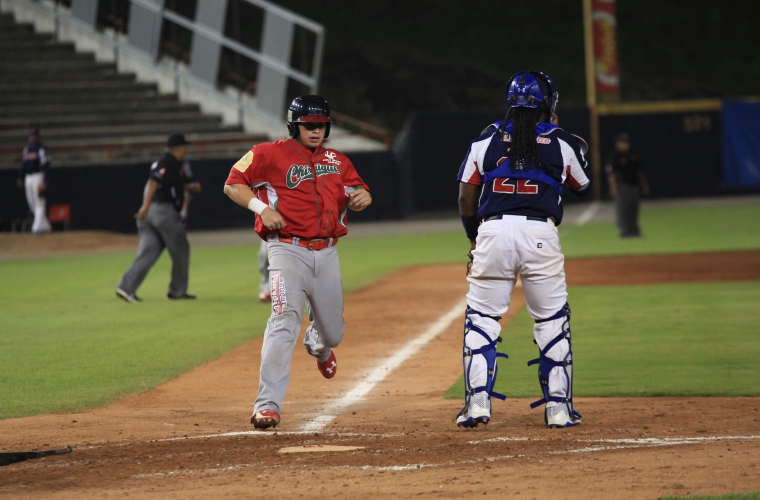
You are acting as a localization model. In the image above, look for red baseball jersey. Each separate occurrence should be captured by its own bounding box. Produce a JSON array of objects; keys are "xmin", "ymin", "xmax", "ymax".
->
[{"xmin": 225, "ymin": 138, "xmax": 369, "ymax": 240}]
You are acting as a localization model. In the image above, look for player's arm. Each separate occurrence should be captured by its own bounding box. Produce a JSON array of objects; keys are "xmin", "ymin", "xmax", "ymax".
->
[
  {"xmin": 339, "ymin": 158, "xmax": 371, "ymax": 211},
  {"xmin": 38, "ymin": 147, "xmax": 50, "ymax": 193},
  {"xmin": 223, "ymin": 183, "xmax": 286, "ymax": 231},
  {"xmin": 459, "ymin": 182, "xmax": 480, "ymax": 248},
  {"xmin": 639, "ymin": 171, "xmax": 650, "ymax": 196},
  {"xmin": 136, "ymin": 179, "xmax": 158, "ymax": 220},
  {"xmin": 347, "ymin": 186, "xmax": 372, "ymax": 211}
]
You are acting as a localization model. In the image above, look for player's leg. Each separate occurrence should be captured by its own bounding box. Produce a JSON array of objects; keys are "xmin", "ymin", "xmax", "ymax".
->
[
  {"xmin": 253, "ymin": 242, "xmax": 309, "ymax": 425},
  {"xmin": 258, "ymin": 240, "xmax": 271, "ymax": 301},
  {"xmin": 517, "ymin": 218, "xmax": 580, "ymax": 428},
  {"xmin": 25, "ymin": 173, "xmax": 49, "ymax": 234},
  {"xmin": 620, "ymin": 184, "xmax": 639, "ymax": 237},
  {"xmin": 303, "ymin": 247, "xmax": 344, "ymax": 367},
  {"xmin": 117, "ymin": 215, "xmax": 165, "ymax": 296},
  {"xmin": 457, "ymin": 218, "xmax": 516, "ymax": 427},
  {"xmin": 153, "ymin": 203, "xmax": 191, "ymax": 297}
]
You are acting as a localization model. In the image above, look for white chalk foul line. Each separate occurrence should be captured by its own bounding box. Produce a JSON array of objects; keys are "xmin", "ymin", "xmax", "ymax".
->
[
  {"xmin": 574, "ymin": 201, "xmax": 600, "ymax": 226},
  {"xmin": 299, "ymin": 297, "xmax": 468, "ymax": 433}
]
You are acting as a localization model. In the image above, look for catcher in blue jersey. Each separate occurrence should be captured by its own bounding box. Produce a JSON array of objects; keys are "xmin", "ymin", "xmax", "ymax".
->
[{"xmin": 456, "ymin": 70, "xmax": 591, "ymax": 428}]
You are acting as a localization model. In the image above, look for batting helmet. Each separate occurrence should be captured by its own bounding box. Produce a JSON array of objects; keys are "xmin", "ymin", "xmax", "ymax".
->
[
  {"xmin": 505, "ymin": 71, "xmax": 559, "ymax": 122},
  {"xmin": 287, "ymin": 95, "xmax": 332, "ymax": 139}
]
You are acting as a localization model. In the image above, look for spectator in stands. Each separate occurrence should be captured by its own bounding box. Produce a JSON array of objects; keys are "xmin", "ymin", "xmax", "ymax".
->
[
  {"xmin": 115, "ymin": 133, "xmax": 202, "ymax": 303},
  {"xmin": 605, "ymin": 132, "xmax": 650, "ymax": 238},
  {"xmin": 17, "ymin": 127, "xmax": 52, "ymax": 234}
]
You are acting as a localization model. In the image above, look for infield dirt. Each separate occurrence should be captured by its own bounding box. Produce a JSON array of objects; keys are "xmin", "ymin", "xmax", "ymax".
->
[{"xmin": 1, "ymin": 235, "xmax": 759, "ymax": 499}]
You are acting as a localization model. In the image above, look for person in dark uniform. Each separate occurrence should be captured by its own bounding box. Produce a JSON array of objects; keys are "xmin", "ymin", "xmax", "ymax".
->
[
  {"xmin": 16, "ymin": 127, "xmax": 52, "ymax": 234},
  {"xmin": 116, "ymin": 133, "xmax": 202, "ymax": 303},
  {"xmin": 605, "ymin": 132, "xmax": 650, "ymax": 238}
]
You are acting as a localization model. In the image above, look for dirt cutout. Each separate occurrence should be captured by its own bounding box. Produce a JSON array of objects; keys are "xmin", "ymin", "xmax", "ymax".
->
[{"xmin": 1, "ymin": 250, "xmax": 760, "ymax": 499}]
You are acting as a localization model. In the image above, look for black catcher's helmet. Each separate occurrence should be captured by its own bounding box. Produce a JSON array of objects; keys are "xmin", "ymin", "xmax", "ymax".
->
[{"xmin": 287, "ymin": 95, "xmax": 332, "ymax": 139}]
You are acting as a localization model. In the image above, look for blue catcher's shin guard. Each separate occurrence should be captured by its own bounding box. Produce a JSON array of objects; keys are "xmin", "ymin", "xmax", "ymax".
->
[
  {"xmin": 527, "ymin": 303, "xmax": 582, "ymax": 427},
  {"xmin": 456, "ymin": 306, "xmax": 509, "ymax": 428}
]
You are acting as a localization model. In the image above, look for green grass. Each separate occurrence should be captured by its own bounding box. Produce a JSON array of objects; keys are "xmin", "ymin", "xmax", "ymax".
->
[
  {"xmin": 0, "ymin": 232, "xmax": 465, "ymax": 419},
  {"xmin": 559, "ymin": 204, "xmax": 760, "ymax": 257},
  {"xmin": 660, "ymin": 492, "xmax": 760, "ymax": 500},
  {"xmin": 1, "ymin": 202, "xmax": 759, "ymax": 419},
  {"xmin": 445, "ymin": 281, "xmax": 760, "ymax": 399}
]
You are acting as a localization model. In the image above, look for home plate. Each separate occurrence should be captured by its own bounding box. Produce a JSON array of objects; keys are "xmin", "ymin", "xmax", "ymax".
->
[{"xmin": 278, "ymin": 445, "xmax": 365, "ymax": 454}]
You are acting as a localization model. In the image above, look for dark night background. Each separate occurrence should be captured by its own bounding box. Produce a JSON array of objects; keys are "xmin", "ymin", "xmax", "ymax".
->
[{"xmin": 270, "ymin": 0, "xmax": 760, "ymax": 132}]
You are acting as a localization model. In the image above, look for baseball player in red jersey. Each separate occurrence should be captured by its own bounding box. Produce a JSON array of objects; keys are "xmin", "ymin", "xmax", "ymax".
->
[{"xmin": 223, "ymin": 95, "xmax": 371, "ymax": 429}]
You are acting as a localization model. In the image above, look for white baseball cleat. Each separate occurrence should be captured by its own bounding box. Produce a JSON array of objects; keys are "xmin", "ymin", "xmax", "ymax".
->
[
  {"xmin": 546, "ymin": 404, "xmax": 581, "ymax": 428},
  {"xmin": 456, "ymin": 395, "xmax": 491, "ymax": 428}
]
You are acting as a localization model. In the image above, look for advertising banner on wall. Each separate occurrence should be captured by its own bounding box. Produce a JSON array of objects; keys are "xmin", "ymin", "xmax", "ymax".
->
[{"xmin": 592, "ymin": 0, "xmax": 621, "ymax": 101}]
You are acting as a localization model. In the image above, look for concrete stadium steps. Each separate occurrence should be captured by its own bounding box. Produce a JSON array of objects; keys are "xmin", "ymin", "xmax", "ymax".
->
[
  {"xmin": 0, "ymin": 80, "xmax": 157, "ymax": 94},
  {"xmin": 0, "ymin": 101, "xmax": 201, "ymax": 119},
  {"xmin": 0, "ymin": 91, "xmax": 179, "ymax": 107},
  {"xmin": 0, "ymin": 111, "xmax": 223, "ymax": 131},
  {"xmin": 0, "ymin": 11, "xmax": 248, "ymax": 165},
  {"xmin": 0, "ymin": 44, "xmax": 78, "ymax": 60},
  {"xmin": 0, "ymin": 70, "xmax": 137, "ymax": 85},
  {"xmin": 0, "ymin": 132, "xmax": 262, "ymax": 167},
  {"xmin": 0, "ymin": 122, "xmax": 243, "ymax": 147}
]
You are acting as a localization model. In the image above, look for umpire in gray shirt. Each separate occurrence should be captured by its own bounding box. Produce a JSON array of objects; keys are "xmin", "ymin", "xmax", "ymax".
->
[{"xmin": 116, "ymin": 133, "xmax": 202, "ymax": 303}]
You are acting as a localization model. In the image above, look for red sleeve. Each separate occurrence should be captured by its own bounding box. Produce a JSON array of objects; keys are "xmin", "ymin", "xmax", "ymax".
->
[
  {"xmin": 340, "ymin": 157, "xmax": 369, "ymax": 191},
  {"xmin": 225, "ymin": 145, "xmax": 268, "ymax": 186}
]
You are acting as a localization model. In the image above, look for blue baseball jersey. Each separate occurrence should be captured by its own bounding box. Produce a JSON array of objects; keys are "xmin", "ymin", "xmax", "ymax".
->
[
  {"xmin": 19, "ymin": 143, "xmax": 51, "ymax": 181},
  {"xmin": 457, "ymin": 121, "xmax": 591, "ymax": 225}
]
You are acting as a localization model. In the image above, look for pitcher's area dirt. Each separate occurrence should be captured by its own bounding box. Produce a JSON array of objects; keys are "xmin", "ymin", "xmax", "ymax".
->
[{"xmin": 1, "ymin": 244, "xmax": 760, "ymax": 499}]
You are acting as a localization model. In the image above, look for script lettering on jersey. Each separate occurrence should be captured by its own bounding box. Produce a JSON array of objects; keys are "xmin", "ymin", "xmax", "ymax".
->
[{"xmin": 286, "ymin": 163, "xmax": 341, "ymax": 189}]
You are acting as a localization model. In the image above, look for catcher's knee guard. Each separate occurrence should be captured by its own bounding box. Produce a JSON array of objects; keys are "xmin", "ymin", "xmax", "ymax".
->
[
  {"xmin": 528, "ymin": 303, "xmax": 581, "ymax": 425},
  {"xmin": 457, "ymin": 306, "xmax": 509, "ymax": 427}
]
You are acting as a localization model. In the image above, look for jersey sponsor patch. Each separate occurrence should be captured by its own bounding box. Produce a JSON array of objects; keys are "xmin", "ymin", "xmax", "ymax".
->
[
  {"xmin": 322, "ymin": 151, "xmax": 342, "ymax": 165},
  {"xmin": 286, "ymin": 163, "xmax": 341, "ymax": 189},
  {"xmin": 270, "ymin": 271, "xmax": 287, "ymax": 316},
  {"xmin": 233, "ymin": 151, "xmax": 254, "ymax": 172}
]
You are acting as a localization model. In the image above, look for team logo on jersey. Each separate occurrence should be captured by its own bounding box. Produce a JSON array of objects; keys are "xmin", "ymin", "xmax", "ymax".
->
[
  {"xmin": 286, "ymin": 163, "xmax": 341, "ymax": 189},
  {"xmin": 233, "ymin": 151, "xmax": 254, "ymax": 172},
  {"xmin": 270, "ymin": 271, "xmax": 287, "ymax": 316},
  {"xmin": 322, "ymin": 151, "xmax": 342, "ymax": 165},
  {"xmin": 502, "ymin": 133, "xmax": 551, "ymax": 145}
]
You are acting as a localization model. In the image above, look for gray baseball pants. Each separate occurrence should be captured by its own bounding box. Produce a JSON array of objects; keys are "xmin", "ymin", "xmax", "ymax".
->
[
  {"xmin": 616, "ymin": 183, "xmax": 642, "ymax": 237},
  {"xmin": 117, "ymin": 202, "xmax": 190, "ymax": 296},
  {"xmin": 255, "ymin": 242, "xmax": 345, "ymax": 414}
]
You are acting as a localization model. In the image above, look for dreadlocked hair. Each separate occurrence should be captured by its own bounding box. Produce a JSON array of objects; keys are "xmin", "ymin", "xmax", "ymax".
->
[{"xmin": 506, "ymin": 106, "xmax": 544, "ymax": 170}]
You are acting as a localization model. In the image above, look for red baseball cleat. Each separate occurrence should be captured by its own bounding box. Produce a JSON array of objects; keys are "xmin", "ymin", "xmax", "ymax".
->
[
  {"xmin": 317, "ymin": 350, "xmax": 337, "ymax": 379},
  {"xmin": 251, "ymin": 409, "xmax": 280, "ymax": 429}
]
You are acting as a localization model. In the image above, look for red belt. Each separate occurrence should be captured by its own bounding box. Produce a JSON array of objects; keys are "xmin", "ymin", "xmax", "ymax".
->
[{"xmin": 276, "ymin": 236, "xmax": 338, "ymax": 251}]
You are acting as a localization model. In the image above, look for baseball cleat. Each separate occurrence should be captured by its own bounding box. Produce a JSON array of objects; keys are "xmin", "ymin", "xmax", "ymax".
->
[
  {"xmin": 456, "ymin": 395, "xmax": 491, "ymax": 428},
  {"xmin": 546, "ymin": 405, "xmax": 581, "ymax": 428},
  {"xmin": 258, "ymin": 291, "xmax": 271, "ymax": 302},
  {"xmin": 166, "ymin": 293, "xmax": 197, "ymax": 300},
  {"xmin": 317, "ymin": 350, "xmax": 337, "ymax": 379},
  {"xmin": 116, "ymin": 288, "xmax": 141, "ymax": 303},
  {"xmin": 251, "ymin": 409, "xmax": 280, "ymax": 429}
]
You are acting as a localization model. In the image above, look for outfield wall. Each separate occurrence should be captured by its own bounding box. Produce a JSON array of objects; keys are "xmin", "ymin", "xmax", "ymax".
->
[
  {"xmin": 0, "ymin": 152, "xmax": 401, "ymax": 233},
  {"xmin": 2, "ymin": 102, "xmax": 757, "ymax": 232}
]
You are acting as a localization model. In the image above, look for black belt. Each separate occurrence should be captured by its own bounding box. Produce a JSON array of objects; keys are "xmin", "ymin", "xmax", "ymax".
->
[{"xmin": 483, "ymin": 214, "xmax": 548, "ymax": 223}]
